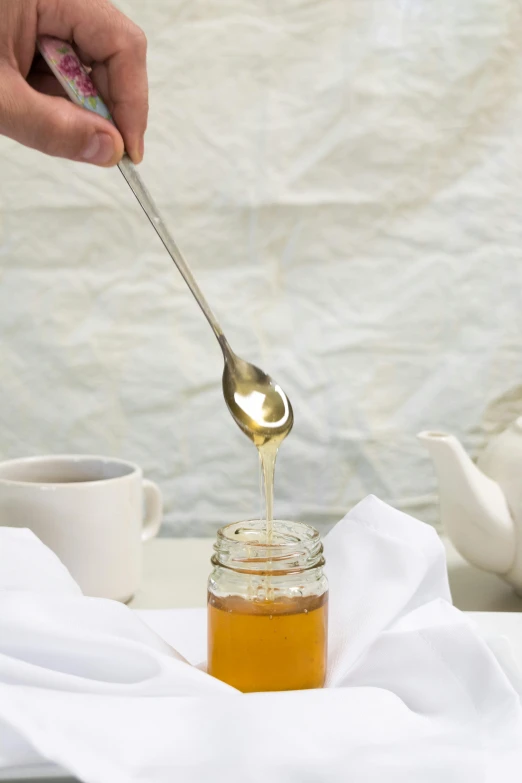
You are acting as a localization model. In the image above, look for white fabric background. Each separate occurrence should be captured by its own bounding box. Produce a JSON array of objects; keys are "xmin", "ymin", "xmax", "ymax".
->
[{"xmin": 0, "ymin": 0, "xmax": 521, "ymax": 535}]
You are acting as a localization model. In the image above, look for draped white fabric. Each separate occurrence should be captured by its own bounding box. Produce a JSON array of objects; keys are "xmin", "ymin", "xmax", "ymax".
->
[
  {"xmin": 1, "ymin": 497, "xmax": 522, "ymax": 781},
  {"xmin": 1, "ymin": 0, "xmax": 521, "ymax": 534}
]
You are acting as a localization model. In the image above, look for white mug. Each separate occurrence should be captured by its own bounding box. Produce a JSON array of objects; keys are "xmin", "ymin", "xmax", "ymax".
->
[{"xmin": 0, "ymin": 455, "xmax": 162, "ymax": 601}]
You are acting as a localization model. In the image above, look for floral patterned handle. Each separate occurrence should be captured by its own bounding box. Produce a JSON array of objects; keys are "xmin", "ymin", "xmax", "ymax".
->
[{"xmin": 37, "ymin": 36, "xmax": 113, "ymax": 123}]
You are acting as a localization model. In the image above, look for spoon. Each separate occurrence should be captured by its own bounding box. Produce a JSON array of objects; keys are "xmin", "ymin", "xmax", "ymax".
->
[{"xmin": 38, "ymin": 36, "xmax": 294, "ymax": 446}]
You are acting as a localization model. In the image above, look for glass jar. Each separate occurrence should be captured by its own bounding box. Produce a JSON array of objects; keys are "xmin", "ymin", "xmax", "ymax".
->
[{"xmin": 207, "ymin": 519, "xmax": 328, "ymax": 693}]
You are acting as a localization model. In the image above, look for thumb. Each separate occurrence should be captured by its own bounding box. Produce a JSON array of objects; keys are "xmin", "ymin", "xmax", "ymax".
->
[{"xmin": 0, "ymin": 70, "xmax": 124, "ymax": 166}]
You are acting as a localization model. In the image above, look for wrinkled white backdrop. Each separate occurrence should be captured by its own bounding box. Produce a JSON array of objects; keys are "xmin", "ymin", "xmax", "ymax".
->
[{"xmin": 1, "ymin": 0, "xmax": 522, "ymax": 536}]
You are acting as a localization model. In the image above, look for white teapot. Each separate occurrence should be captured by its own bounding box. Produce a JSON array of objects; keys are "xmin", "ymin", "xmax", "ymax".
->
[{"xmin": 419, "ymin": 417, "xmax": 522, "ymax": 593}]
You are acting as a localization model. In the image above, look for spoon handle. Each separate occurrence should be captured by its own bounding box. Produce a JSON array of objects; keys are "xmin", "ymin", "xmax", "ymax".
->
[
  {"xmin": 116, "ymin": 157, "xmax": 224, "ymax": 341},
  {"xmin": 37, "ymin": 35, "xmax": 226, "ymax": 345}
]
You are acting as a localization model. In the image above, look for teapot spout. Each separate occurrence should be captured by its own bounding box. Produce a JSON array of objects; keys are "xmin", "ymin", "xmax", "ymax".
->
[{"xmin": 418, "ymin": 431, "xmax": 515, "ymax": 574}]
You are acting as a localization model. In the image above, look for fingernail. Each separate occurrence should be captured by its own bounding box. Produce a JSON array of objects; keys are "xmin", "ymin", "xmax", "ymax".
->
[
  {"xmin": 80, "ymin": 133, "xmax": 115, "ymax": 165},
  {"xmin": 130, "ymin": 137, "xmax": 145, "ymax": 165}
]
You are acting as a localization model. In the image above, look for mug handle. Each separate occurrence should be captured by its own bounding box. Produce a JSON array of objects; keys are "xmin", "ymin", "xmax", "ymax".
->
[{"xmin": 142, "ymin": 480, "xmax": 163, "ymax": 542}]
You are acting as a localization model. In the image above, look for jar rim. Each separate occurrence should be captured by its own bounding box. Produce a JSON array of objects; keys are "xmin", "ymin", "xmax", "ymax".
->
[
  {"xmin": 216, "ymin": 518, "xmax": 320, "ymax": 549},
  {"xmin": 213, "ymin": 519, "xmax": 324, "ymax": 573}
]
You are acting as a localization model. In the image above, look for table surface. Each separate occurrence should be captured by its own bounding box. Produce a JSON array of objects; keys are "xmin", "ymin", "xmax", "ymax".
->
[{"xmin": 130, "ymin": 534, "xmax": 522, "ymax": 612}]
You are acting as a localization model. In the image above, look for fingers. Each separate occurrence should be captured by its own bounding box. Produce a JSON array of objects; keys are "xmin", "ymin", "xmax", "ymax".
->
[
  {"xmin": 27, "ymin": 66, "xmax": 68, "ymax": 98},
  {"xmin": 37, "ymin": 0, "xmax": 148, "ymax": 163},
  {"xmin": 27, "ymin": 72, "xmax": 68, "ymax": 97},
  {"xmin": 0, "ymin": 69, "xmax": 124, "ymax": 165}
]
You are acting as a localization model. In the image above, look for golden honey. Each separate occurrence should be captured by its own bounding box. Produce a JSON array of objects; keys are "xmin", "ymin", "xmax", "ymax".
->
[{"xmin": 208, "ymin": 592, "xmax": 328, "ymax": 692}]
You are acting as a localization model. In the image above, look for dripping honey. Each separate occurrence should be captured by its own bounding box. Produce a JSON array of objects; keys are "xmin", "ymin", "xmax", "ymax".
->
[{"xmin": 207, "ymin": 395, "xmax": 328, "ymax": 692}]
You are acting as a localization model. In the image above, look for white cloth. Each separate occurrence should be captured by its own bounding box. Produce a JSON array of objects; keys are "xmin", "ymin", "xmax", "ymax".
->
[
  {"xmin": 0, "ymin": 496, "xmax": 521, "ymax": 782},
  {"xmin": 2, "ymin": 1, "xmax": 522, "ymax": 534}
]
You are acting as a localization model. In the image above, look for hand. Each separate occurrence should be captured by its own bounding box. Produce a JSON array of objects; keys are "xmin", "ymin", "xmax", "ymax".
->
[{"xmin": 0, "ymin": 0, "xmax": 148, "ymax": 166}]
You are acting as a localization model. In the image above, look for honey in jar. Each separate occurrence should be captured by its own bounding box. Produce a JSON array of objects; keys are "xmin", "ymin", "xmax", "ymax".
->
[{"xmin": 207, "ymin": 519, "xmax": 328, "ymax": 693}]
